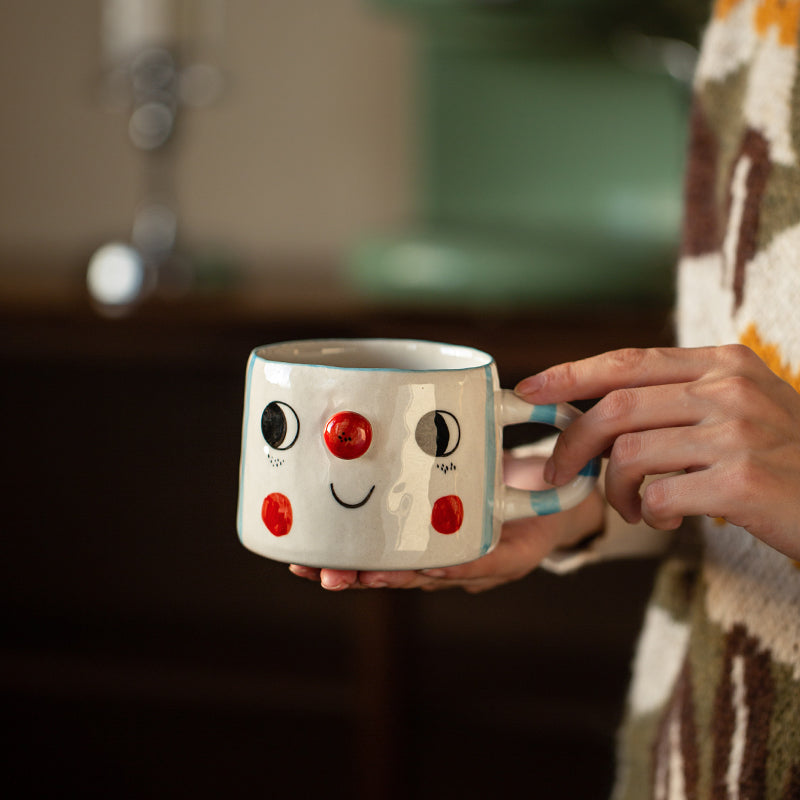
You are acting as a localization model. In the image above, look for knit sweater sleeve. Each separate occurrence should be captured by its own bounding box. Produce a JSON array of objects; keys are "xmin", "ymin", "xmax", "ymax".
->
[{"xmin": 611, "ymin": 3, "xmax": 800, "ymax": 796}]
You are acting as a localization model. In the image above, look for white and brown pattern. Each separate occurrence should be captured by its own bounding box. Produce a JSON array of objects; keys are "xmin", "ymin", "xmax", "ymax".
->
[
  {"xmin": 710, "ymin": 625, "xmax": 775, "ymax": 800},
  {"xmin": 616, "ymin": 2, "xmax": 800, "ymax": 797},
  {"xmin": 702, "ymin": 522, "xmax": 800, "ymax": 682},
  {"xmin": 652, "ymin": 658, "xmax": 700, "ymax": 800}
]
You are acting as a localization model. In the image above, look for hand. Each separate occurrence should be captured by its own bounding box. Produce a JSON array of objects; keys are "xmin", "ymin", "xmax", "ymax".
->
[
  {"xmin": 289, "ymin": 452, "xmax": 605, "ymax": 592},
  {"xmin": 516, "ymin": 345, "xmax": 800, "ymax": 560}
]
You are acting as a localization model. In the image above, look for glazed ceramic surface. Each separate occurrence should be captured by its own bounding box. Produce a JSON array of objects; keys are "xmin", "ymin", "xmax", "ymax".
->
[{"xmin": 237, "ymin": 339, "xmax": 598, "ymax": 570}]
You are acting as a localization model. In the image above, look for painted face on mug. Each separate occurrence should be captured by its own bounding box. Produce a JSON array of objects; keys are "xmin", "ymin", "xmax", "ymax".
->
[
  {"xmin": 238, "ymin": 339, "xmax": 598, "ymax": 571},
  {"xmin": 238, "ymin": 363, "xmax": 494, "ymax": 569}
]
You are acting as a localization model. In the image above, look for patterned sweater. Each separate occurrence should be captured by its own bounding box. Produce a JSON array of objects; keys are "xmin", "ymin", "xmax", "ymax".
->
[{"xmin": 555, "ymin": 2, "xmax": 800, "ymax": 797}]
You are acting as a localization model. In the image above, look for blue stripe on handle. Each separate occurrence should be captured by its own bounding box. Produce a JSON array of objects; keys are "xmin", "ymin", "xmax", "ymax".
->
[
  {"xmin": 580, "ymin": 458, "xmax": 601, "ymax": 478},
  {"xmin": 530, "ymin": 488, "xmax": 562, "ymax": 516},
  {"xmin": 529, "ymin": 403, "xmax": 557, "ymax": 426},
  {"xmin": 482, "ymin": 365, "xmax": 497, "ymax": 553},
  {"xmin": 236, "ymin": 353, "xmax": 257, "ymax": 540}
]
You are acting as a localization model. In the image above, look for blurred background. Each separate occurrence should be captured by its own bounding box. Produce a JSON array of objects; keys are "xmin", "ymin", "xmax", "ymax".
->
[{"xmin": 1, "ymin": 1, "xmax": 706, "ymax": 797}]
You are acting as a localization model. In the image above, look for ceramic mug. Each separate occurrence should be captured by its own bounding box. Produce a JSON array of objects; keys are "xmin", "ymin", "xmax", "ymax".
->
[{"xmin": 236, "ymin": 339, "xmax": 599, "ymax": 570}]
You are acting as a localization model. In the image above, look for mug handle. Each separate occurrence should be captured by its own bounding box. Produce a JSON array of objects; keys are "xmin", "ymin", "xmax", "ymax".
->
[{"xmin": 499, "ymin": 390, "xmax": 600, "ymax": 519}]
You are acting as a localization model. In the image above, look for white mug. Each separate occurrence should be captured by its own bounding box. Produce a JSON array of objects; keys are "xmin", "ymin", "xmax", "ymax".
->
[{"xmin": 237, "ymin": 339, "xmax": 599, "ymax": 570}]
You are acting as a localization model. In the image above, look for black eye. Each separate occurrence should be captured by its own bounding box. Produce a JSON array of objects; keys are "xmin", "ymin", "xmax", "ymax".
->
[
  {"xmin": 415, "ymin": 410, "xmax": 460, "ymax": 457},
  {"xmin": 261, "ymin": 401, "xmax": 300, "ymax": 450}
]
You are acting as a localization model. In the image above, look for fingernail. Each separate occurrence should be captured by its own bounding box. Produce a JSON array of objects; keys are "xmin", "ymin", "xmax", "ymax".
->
[
  {"xmin": 364, "ymin": 580, "xmax": 388, "ymax": 589},
  {"xmin": 420, "ymin": 569, "xmax": 446, "ymax": 578},
  {"xmin": 289, "ymin": 564, "xmax": 315, "ymax": 579},
  {"xmin": 543, "ymin": 457, "xmax": 556, "ymax": 485},
  {"xmin": 515, "ymin": 373, "xmax": 545, "ymax": 397},
  {"xmin": 321, "ymin": 575, "xmax": 345, "ymax": 591}
]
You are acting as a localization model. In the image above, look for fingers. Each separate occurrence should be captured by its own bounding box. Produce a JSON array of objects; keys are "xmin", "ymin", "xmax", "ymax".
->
[
  {"xmin": 637, "ymin": 468, "xmax": 734, "ymax": 530},
  {"xmin": 407, "ymin": 517, "xmax": 558, "ymax": 593},
  {"xmin": 533, "ymin": 351, "xmax": 787, "ymax": 487},
  {"xmin": 503, "ymin": 451, "xmax": 549, "ymax": 491},
  {"xmin": 289, "ymin": 564, "xmax": 321, "ymax": 582},
  {"xmin": 359, "ymin": 569, "xmax": 441, "ymax": 590},
  {"xmin": 289, "ymin": 562, "xmax": 494, "ymax": 593},
  {"xmin": 544, "ymin": 383, "xmax": 703, "ymax": 486},
  {"xmin": 606, "ymin": 432, "xmax": 794, "ymax": 534},
  {"xmin": 288, "ymin": 564, "xmax": 470, "ymax": 591},
  {"xmin": 515, "ymin": 344, "xmax": 766, "ymax": 405},
  {"xmin": 286, "ymin": 509, "xmax": 581, "ymax": 594},
  {"xmin": 288, "ymin": 563, "xmax": 477, "ymax": 591},
  {"xmin": 319, "ymin": 569, "xmax": 359, "ymax": 590},
  {"xmin": 289, "ymin": 566, "xmax": 363, "ymax": 591},
  {"xmin": 603, "ymin": 426, "xmax": 708, "ymax": 522}
]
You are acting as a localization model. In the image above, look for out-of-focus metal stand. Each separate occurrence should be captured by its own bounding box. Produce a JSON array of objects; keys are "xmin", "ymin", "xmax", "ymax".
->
[{"xmin": 88, "ymin": 0, "xmax": 225, "ymax": 314}]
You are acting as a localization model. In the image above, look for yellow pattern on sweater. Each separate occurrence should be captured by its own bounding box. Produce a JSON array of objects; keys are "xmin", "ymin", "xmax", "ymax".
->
[
  {"xmin": 714, "ymin": 0, "xmax": 745, "ymax": 20},
  {"xmin": 714, "ymin": 0, "xmax": 800, "ymax": 47},
  {"xmin": 754, "ymin": 0, "xmax": 800, "ymax": 45},
  {"xmin": 739, "ymin": 321, "xmax": 800, "ymax": 392}
]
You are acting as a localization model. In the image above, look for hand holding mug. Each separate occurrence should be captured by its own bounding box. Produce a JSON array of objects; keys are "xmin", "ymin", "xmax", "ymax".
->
[{"xmin": 516, "ymin": 345, "xmax": 800, "ymax": 560}]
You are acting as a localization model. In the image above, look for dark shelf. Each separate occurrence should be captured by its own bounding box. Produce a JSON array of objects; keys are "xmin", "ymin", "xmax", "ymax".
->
[{"xmin": 1, "ymin": 289, "xmax": 670, "ymax": 798}]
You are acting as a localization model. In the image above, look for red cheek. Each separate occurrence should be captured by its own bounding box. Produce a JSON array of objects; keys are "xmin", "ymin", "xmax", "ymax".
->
[
  {"xmin": 431, "ymin": 495, "xmax": 464, "ymax": 534},
  {"xmin": 262, "ymin": 493, "xmax": 293, "ymax": 537}
]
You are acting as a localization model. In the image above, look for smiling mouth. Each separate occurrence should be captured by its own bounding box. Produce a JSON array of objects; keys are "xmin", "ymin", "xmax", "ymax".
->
[{"xmin": 330, "ymin": 483, "xmax": 375, "ymax": 509}]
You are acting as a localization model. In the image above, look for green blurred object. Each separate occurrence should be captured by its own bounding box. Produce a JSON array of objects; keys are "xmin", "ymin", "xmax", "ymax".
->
[{"xmin": 348, "ymin": 2, "xmax": 694, "ymax": 307}]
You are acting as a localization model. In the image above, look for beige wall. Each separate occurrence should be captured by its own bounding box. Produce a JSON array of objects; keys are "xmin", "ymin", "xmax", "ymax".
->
[{"xmin": 0, "ymin": 1, "xmax": 413, "ymax": 272}]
